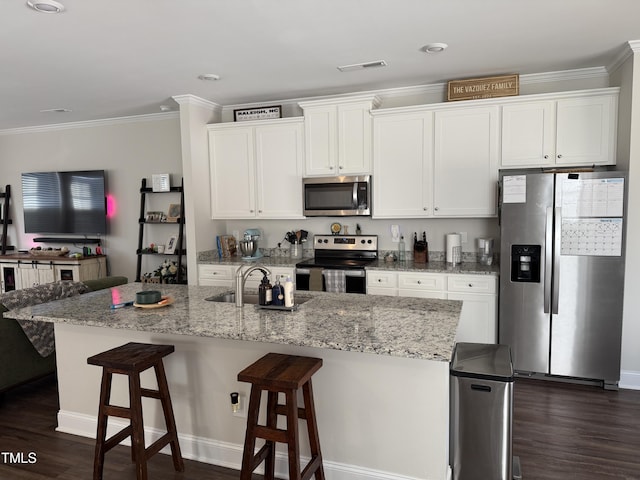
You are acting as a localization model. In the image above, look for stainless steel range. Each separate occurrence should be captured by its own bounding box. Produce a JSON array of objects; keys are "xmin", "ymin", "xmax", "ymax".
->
[{"xmin": 295, "ymin": 235, "xmax": 378, "ymax": 294}]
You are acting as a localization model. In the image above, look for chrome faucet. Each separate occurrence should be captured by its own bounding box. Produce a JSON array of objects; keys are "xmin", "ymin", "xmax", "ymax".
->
[{"xmin": 235, "ymin": 264, "xmax": 271, "ymax": 307}]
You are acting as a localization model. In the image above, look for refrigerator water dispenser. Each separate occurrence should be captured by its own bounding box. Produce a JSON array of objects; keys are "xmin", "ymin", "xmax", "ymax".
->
[{"xmin": 510, "ymin": 245, "xmax": 541, "ymax": 282}]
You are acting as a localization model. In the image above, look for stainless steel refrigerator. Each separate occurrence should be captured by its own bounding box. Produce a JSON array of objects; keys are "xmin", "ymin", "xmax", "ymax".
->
[{"xmin": 499, "ymin": 169, "xmax": 627, "ymax": 389}]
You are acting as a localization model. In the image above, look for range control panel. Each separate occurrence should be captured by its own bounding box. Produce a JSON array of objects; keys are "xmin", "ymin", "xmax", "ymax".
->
[{"xmin": 313, "ymin": 235, "xmax": 378, "ymax": 251}]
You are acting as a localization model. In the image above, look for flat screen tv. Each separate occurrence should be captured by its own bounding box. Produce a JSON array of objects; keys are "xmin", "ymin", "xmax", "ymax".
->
[{"xmin": 21, "ymin": 170, "xmax": 107, "ymax": 235}]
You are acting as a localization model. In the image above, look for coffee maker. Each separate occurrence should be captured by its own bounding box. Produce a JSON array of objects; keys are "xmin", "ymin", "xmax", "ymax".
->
[{"xmin": 240, "ymin": 228, "xmax": 263, "ymax": 260}]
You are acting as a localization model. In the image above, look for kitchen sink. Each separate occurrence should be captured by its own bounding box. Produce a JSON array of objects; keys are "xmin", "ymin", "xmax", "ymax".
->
[{"xmin": 205, "ymin": 292, "xmax": 311, "ymax": 306}]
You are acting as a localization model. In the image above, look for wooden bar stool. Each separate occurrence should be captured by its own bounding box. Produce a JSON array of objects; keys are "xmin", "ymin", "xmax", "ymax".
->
[
  {"xmin": 238, "ymin": 352, "xmax": 325, "ymax": 480},
  {"xmin": 87, "ymin": 342, "xmax": 184, "ymax": 480}
]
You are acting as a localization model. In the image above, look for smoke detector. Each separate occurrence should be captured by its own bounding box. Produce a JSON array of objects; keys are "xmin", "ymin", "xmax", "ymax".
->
[{"xmin": 421, "ymin": 43, "xmax": 448, "ymax": 54}]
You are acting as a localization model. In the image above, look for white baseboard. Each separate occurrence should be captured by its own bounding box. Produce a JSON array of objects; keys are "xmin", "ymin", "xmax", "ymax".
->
[
  {"xmin": 619, "ymin": 370, "xmax": 640, "ymax": 390},
  {"xmin": 57, "ymin": 410, "xmax": 432, "ymax": 480}
]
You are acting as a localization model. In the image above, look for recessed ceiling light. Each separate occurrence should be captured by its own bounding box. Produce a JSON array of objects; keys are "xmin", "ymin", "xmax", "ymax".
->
[
  {"xmin": 421, "ymin": 43, "xmax": 448, "ymax": 54},
  {"xmin": 39, "ymin": 108, "xmax": 71, "ymax": 113},
  {"xmin": 337, "ymin": 60, "xmax": 388, "ymax": 72},
  {"xmin": 198, "ymin": 74, "xmax": 220, "ymax": 81},
  {"xmin": 26, "ymin": 0, "xmax": 65, "ymax": 13}
]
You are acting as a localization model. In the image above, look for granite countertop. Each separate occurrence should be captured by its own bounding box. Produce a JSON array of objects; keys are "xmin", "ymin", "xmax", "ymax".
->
[
  {"xmin": 366, "ymin": 259, "xmax": 499, "ymax": 275},
  {"xmin": 5, "ymin": 283, "xmax": 461, "ymax": 362},
  {"xmin": 197, "ymin": 251, "xmax": 498, "ymax": 275}
]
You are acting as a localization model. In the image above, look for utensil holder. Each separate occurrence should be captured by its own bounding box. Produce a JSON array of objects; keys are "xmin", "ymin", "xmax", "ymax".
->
[{"xmin": 290, "ymin": 243, "xmax": 303, "ymax": 259}]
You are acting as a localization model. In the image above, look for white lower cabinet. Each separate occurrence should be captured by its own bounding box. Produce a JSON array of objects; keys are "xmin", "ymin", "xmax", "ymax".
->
[
  {"xmin": 366, "ymin": 270, "xmax": 398, "ymax": 296},
  {"xmin": 198, "ymin": 264, "xmax": 294, "ymax": 289},
  {"xmin": 198, "ymin": 264, "xmax": 235, "ymax": 287},
  {"xmin": 446, "ymin": 275, "xmax": 497, "ymax": 344},
  {"xmin": 367, "ymin": 270, "xmax": 498, "ymax": 343}
]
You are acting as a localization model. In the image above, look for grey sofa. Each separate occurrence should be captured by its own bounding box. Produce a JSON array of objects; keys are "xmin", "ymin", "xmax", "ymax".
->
[{"xmin": 0, "ymin": 276, "xmax": 128, "ymax": 394}]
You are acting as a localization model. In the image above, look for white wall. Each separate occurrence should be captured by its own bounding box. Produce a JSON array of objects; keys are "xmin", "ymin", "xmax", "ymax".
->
[
  {"xmin": 611, "ymin": 46, "xmax": 640, "ymax": 387},
  {"xmin": 0, "ymin": 115, "xmax": 182, "ymax": 281}
]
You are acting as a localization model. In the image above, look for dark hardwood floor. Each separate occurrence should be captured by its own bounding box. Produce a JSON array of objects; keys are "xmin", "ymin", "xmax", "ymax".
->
[
  {"xmin": 513, "ymin": 378, "xmax": 640, "ymax": 480},
  {"xmin": 1, "ymin": 375, "xmax": 639, "ymax": 479}
]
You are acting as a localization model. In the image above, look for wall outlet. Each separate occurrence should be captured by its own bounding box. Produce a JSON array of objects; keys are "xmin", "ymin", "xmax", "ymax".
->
[
  {"xmin": 390, "ymin": 224, "xmax": 400, "ymax": 243},
  {"xmin": 231, "ymin": 392, "xmax": 247, "ymax": 418}
]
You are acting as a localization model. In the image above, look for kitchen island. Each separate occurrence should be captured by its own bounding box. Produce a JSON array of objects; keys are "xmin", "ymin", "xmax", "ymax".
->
[{"xmin": 6, "ymin": 283, "xmax": 461, "ymax": 480}]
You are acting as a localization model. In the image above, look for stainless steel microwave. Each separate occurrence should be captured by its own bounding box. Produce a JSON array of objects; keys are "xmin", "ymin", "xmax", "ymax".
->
[{"xmin": 303, "ymin": 175, "xmax": 371, "ymax": 216}]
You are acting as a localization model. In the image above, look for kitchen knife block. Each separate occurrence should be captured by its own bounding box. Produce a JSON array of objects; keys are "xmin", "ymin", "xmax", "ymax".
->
[{"xmin": 413, "ymin": 246, "xmax": 428, "ymax": 263}]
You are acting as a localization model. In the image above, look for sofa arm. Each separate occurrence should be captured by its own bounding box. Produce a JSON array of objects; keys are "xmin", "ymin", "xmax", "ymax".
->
[{"xmin": 82, "ymin": 276, "xmax": 128, "ymax": 292}]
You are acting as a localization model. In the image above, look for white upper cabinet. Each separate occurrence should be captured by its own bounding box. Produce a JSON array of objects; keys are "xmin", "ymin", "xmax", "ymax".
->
[
  {"xmin": 500, "ymin": 90, "xmax": 618, "ymax": 168},
  {"xmin": 208, "ymin": 118, "xmax": 304, "ymax": 219},
  {"xmin": 433, "ymin": 106, "xmax": 499, "ymax": 217},
  {"xmin": 372, "ymin": 105, "xmax": 498, "ymax": 218},
  {"xmin": 299, "ymin": 95, "xmax": 380, "ymax": 176},
  {"xmin": 373, "ymin": 112, "xmax": 434, "ymax": 218}
]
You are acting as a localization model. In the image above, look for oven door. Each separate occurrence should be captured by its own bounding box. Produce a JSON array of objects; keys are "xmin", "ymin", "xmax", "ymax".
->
[{"xmin": 295, "ymin": 267, "xmax": 367, "ymax": 294}]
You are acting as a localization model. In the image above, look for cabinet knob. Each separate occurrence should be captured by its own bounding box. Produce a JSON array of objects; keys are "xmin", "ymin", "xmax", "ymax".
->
[
  {"xmin": 378, "ymin": 278, "xmax": 382, "ymax": 282},
  {"xmin": 544, "ymin": 155, "xmax": 549, "ymax": 159},
  {"xmin": 329, "ymin": 166, "xmax": 334, "ymax": 170},
  {"xmin": 417, "ymin": 280, "xmax": 422, "ymax": 285},
  {"xmin": 423, "ymin": 207, "xmax": 428, "ymax": 211},
  {"xmin": 250, "ymin": 209, "xmax": 254, "ymax": 213},
  {"xmin": 258, "ymin": 210, "xmax": 262, "ymax": 213},
  {"xmin": 468, "ymin": 283, "xmax": 473, "ymax": 287},
  {"xmin": 434, "ymin": 207, "xmax": 439, "ymax": 211},
  {"xmin": 557, "ymin": 154, "xmax": 563, "ymax": 159},
  {"xmin": 338, "ymin": 166, "xmax": 343, "ymax": 170}
]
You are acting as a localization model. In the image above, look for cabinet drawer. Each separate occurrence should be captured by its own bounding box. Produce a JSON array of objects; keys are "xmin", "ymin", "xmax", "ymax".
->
[
  {"xmin": 367, "ymin": 271, "xmax": 398, "ymax": 289},
  {"xmin": 398, "ymin": 272, "xmax": 445, "ymax": 291},
  {"xmin": 447, "ymin": 274, "xmax": 497, "ymax": 294},
  {"xmin": 198, "ymin": 265, "xmax": 235, "ymax": 283}
]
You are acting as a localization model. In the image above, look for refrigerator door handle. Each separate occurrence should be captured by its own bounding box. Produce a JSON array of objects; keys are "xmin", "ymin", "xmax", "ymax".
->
[
  {"xmin": 544, "ymin": 206, "xmax": 553, "ymax": 313},
  {"xmin": 552, "ymin": 207, "xmax": 561, "ymax": 314}
]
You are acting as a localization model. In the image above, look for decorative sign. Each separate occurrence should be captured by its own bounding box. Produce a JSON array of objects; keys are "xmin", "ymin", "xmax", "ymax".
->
[
  {"xmin": 447, "ymin": 74, "xmax": 519, "ymax": 101},
  {"xmin": 233, "ymin": 105, "xmax": 282, "ymax": 122}
]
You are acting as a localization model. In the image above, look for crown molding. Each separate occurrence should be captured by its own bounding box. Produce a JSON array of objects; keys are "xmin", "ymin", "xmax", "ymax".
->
[
  {"xmin": 172, "ymin": 94, "xmax": 222, "ymax": 113},
  {"xmin": 607, "ymin": 40, "xmax": 640, "ymax": 75},
  {"xmin": 0, "ymin": 111, "xmax": 179, "ymax": 136}
]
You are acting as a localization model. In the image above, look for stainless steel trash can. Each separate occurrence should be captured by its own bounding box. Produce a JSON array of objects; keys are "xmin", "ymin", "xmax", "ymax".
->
[{"xmin": 450, "ymin": 342, "xmax": 520, "ymax": 480}]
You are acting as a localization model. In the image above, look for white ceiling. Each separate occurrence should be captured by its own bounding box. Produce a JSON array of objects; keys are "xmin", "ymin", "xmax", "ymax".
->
[{"xmin": 3, "ymin": 0, "xmax": 640, "ymax": 131}]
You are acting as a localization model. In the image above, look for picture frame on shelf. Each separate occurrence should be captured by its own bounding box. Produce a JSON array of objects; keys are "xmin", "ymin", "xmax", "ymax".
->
[
  {"xmin": 145, "ymin": 211, "xmax": 164, "ymax": 223},
  {"xmin": 165, "ymin": 234, "xmax": 178, "ymax": 254},
  {"xmin": 167, "ymin": 203, "xmax": 181, "ymax": 222}
]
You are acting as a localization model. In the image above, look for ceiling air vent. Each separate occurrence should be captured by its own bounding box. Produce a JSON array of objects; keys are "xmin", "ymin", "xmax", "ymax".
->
[{"xmin": 337, "ymin": 60, "xmax": 388, "ymax": 72}]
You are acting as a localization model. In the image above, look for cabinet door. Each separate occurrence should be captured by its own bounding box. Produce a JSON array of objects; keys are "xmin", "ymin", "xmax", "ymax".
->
[
  {"xmin": 255, "ymin": 121, "xmax": 304, "ymax": 219},
  {"xmin": 433, "ymin": 106, "xmax": 499, "ymax": 217},
  {"xmin": 373, "ymin": 112, "xmax": 433, "ymax": 218},
  {"xmin": 303, "ymin": 106, "xmax": 337, "ymax": 176},
  {"xmin": 209, "ymin": 127, "xmax": 256, "ymax": 218},
  {"xmin": 555, "ymin": 94, "xmax": 617, "ymax": 166},
  {"xmin": 447, "ymin": 292, "xmax": 497, "ymax": 344},
  {"xmin": 0, "ymin": 264, "xmax": 20, "ymax": 292},
  {"xmin": 501, "ymin": 101, "xmax": 555, "ymax": 168},
  {"xmin": 337, "ymin": 102, "xmax": 372, "ymax": 174}
]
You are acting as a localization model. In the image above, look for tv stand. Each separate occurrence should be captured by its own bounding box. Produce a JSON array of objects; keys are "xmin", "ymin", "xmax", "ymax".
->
[{"xmin": 33, "ymin": 237, "xmax": 101, "ymax": 245}]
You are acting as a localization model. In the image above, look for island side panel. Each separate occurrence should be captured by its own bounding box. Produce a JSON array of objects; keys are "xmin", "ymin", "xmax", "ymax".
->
[{"xmin": 54, "ymin": 322, "xmax": 450, "ymax": 480}]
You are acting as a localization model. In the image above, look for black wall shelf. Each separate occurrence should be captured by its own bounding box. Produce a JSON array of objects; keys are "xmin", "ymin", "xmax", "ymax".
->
[{"xmin": 135, "ymin": 178, "xmax": 186, "ymax": 283}]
